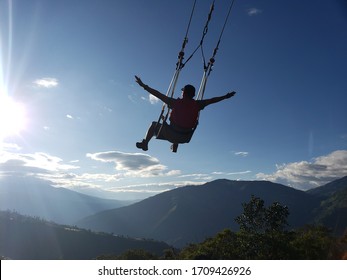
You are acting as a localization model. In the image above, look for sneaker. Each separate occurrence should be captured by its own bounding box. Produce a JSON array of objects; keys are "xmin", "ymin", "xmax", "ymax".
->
[
  {"xmin": 136, "ymin": 140, "xmax": 148, "ymax": 151},
  {"xmin": 171, "ymin": 143, "xmax": 178, "ymax": 153}
]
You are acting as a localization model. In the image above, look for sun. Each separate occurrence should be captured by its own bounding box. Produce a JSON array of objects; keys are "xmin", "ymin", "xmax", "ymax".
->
[{"xmin": 0, "ymin": 95, "xmax": 27, "ymax": 140}]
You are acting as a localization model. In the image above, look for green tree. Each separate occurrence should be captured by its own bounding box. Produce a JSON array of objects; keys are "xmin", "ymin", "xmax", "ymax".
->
[
  {"xmin": 235, "ymin": 195, "xmax": 289, "ymax": 234},
  {"xmin": 290, "ymin": 225, "xmax": 342, "ymax": 259},
  {"xmin": 161, "ymin": 248, "xmax": 179, "ymax": 260},
  {"xmin": 179, "ymin": 229, "xmax": 239, "ymax": 259},
  {"xmin": 179, "ymin": 197, "xmax": 293, "ymax": 260},
  {"xmin": 232, "ymin": 196, "xmax": 292, "ymax": 259}
]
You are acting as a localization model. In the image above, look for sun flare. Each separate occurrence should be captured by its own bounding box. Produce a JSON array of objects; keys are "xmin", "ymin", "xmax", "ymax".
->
[{"xmin": 0, "ymin": 95, "xmax": 27, "ymax": 140}]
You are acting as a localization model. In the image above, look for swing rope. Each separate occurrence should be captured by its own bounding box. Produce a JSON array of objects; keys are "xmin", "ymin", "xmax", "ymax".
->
[
  {"xmin": 196, "ymin": 0, "xmax": 236, "ymax": 101},
  {"xmin": 182, "ymin": 0, "xmax": 215, "ymax": 70},
  {"xmin": 157, "ymin": 0, "xmax": 215, "ymax": 128},
  {"xmin": 156, "ymin": 0, "xmax": 198, "ymax": 128},
  {"xmin": 156, "ymin": 0, "xmax": 236, "ymax": 140}
]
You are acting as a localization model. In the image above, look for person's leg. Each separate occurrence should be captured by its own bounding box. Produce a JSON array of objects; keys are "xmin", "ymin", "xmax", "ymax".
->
[
  {"xmin": 171, "ymin": 143, "xmax": 178, "ymax": 153},
  {"xmin": 136, "ymin": 121, "xmax": 158, "ymax": 151}
]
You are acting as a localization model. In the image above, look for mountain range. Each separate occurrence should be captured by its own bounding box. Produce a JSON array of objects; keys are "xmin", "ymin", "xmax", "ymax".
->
[
  {"xmin": 77, "ymin": 177, "xmax": 347, "ymax": 247},
  {"xmin": 1, "ymin": 174, "xmax": 346, "ymax": 250},
  {"xmin": 0, "ymin": 176, "xmax": 132, "ymax": 224}
]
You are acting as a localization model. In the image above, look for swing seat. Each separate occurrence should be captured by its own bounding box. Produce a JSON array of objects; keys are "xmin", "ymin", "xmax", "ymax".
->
[{"xmin": 155, "ymin": 122, "xmax": 196, "ymax": 144}]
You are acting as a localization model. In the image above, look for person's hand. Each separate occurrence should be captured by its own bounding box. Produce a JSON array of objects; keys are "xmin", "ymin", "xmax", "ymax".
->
[
  {"xmin": 226, "ymin": 91, "xmax": 236, "ymax": 98},
  {"xmin": 135, "ymin": 75, "xmax": 145, "ymax": 88}
]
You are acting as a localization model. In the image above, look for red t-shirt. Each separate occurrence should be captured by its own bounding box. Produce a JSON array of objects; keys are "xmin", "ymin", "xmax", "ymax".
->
[{"xmin": 169, "ymin": 98, "xmax": 201, "ymax": 129}]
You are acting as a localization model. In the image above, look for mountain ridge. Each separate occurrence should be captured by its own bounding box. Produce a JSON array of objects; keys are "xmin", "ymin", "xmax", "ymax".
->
[
  {"xmin": 77, "ymin": 179, "xmax": 329, "ymax": 247},
  {"xmin": 2, "ymin": 175, "xmax": 346, "ymax": 248}
]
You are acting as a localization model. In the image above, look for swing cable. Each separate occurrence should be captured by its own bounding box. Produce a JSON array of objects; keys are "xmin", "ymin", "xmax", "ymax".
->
[
  {"xmin": 196, "ymin": 0, "xmax": 236, "ymax": 101},
  {"xmin": 155, "ymin": 0, "xmax": 197, "ymax": 131}
]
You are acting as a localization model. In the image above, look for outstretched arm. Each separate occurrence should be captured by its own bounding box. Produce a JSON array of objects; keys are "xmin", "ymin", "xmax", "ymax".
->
[
  {"xmin": 135, "ymin": 75, "xmax": 171, "ymax": 104},
  {"xmin": 202, "ymin": 91, "xmax": 236, "ymax": 107}
]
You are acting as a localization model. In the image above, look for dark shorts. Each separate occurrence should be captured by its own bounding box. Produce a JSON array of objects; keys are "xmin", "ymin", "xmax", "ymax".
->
[{"xmin": 154, "ymin": 122, "xmax": 195, "ymax": 144}]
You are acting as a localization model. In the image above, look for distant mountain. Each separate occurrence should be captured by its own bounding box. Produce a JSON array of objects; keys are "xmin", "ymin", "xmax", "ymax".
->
[
  {"xmin": 308, "ymin": 176, "xmax": 347, "ymax": 234},
  {"xmin": 3, "ymin": 175, "xmax": 346, "ymax": 251},
  {"xmin": 0, "ymin": 211, "xmax": 170, "ymax": 260},
  {"xmin": 77, "ymin": 180, "xmax": 325, "ymax": 248},
  {"xmin": 307, "ymin": 176, "xmax": 347, "ymax": 198},
  {"xmin": 0, "ymin": 176, "xmax": 132, "ymax": 225}
]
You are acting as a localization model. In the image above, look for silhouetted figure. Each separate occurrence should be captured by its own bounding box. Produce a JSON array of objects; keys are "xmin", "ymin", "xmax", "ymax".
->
[{"xmin": 135, "ymin": 75, "xmax": 236, "ymax": 152}]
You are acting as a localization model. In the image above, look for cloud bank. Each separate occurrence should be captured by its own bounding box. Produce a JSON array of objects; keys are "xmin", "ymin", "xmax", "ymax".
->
[
  {"xmin": 256, "ymin": 150, "xmax": 347, "ymax": 190},
  {"xmin": 2, "ymin": 144, "xmax": 345, "ymax": 199},
  {"xmin": 0, "ymin": 151, "xmax": 79, "ymax": 175}
]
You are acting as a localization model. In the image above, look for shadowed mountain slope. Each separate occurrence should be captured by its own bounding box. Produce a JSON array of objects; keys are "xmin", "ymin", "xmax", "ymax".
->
[{"xmin": 77, "ymin": 180, "xmax": 321, "ymax": 247}]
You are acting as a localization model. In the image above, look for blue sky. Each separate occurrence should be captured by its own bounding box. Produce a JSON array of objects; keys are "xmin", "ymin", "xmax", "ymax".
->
[{"xmin": 0, "ymin": 0, "xmax": 346, "ymax": 200}]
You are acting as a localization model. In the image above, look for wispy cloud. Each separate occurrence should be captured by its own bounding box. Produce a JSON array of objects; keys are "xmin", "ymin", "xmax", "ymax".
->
[
  {"xmin": 247, "ymin": 8, "xmax": 262, "ymax": 16},
  {"xmin": 0, "ymin": 149, "xmax": 101, "ymax": 195},
  {"xmin": 226, "ymin": 171, "xmax": 251, "ymax": 176},
  {"xmin": 0, "ymin": 148, "xmax": 184, "ymax": 199},
  {"xmin": 234, "ymin": 151, "xmax": 249, "ymax": 157},
  {"xmin": 33, "ymin": 77, "xmax": 59, "ymax": 88},
  {"xmin": 180, "ymin": 170, "xmax": 252, "ymax": 181},
  {"xmin": 179, "ymin": 173, "xmax": 214, "ymax": 181},
  {"xmin": 256, "ymin": 150, "xmax": 347, "ymax": 190},
  {"xmin": 0, "ymin": 142, "xmax": 21, "ymax": 151},
  {"xmin": 105, "ymin": 180, "xmax": 205, "ymax": 199},
  {"xmin": 0, "ymin": 151, "xmax": 79, "ymax": 175}
]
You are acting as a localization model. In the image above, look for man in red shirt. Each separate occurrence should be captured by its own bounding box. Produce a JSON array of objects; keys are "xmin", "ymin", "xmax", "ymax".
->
[{"xmin": 135, "ymin": 75, "xmax": 236, "ymax": 152}]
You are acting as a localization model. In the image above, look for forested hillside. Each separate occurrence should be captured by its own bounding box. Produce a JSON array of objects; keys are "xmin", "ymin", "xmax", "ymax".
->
[{"xmin": 0, "ymin": 211, "xmax": 170, "ymax": 260}]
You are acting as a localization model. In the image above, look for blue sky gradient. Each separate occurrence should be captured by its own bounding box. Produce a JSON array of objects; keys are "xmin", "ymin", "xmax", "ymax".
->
[{"xmin": 0, "ymin": 0, "xmax": 346, "ymax": 200}]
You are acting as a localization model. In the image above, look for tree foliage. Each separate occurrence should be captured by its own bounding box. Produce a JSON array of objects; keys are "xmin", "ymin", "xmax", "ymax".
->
[
  {"xmin": 3, "ymin": 198, "xmax": 343, "ymax": 260},
  {"xmin": 103, "ymin": 196, "xmax": 345, "ymax": 260},
  {"xmin": 235, "ymin": 195, "xmax": 289, "ymax": 234},
  {"xmin": 177, "ymin": 196, "xmax": 345, "ymax": 260}
]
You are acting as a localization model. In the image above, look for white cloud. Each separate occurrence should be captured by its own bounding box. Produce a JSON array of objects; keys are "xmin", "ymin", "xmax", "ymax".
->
[
  {"xmin": 179, "ymin": 173, "xmax": 213, "ymax": 181},
  {"xmin": 0, "ymin": 150, "xmax": 105, "ymax": 196},
  {"xmin": 180, "ymin": 170, "xmax": 252, "ymax": 181},
  {"xmin": 0, "ymin": 151, "xmax": 79, "ymax": 174},
  {"xmin": 256, "ymin": 150, "xmax": 347, "ymax": 190},
  {"xmin": 226, "ymin": 170, "xmax": 252, "ymax": 176},
  {"xmin": 234, "ymin": 151, "xmax": 249, "ymax": 157},
  {"xmin": 247, "ymin": 8, "xmax": 262, "ymax": 16},
  {"xmin": 33, "ymin": 77, "xmax": 59, "ymax": 88},
  {"xmin": 66, "ymin": 114, "xmax": 73, "ymax": 119},
  {"xmin": 107, "ymin": 180, "xmax": 204, "ymax": 196},
  {"xmin": 86, "ymin": 151, "xmax": 168, "ymax": 177},
  {"xmin": 0, "ymin": 149, "xmax": 181, "ymax": 200}
]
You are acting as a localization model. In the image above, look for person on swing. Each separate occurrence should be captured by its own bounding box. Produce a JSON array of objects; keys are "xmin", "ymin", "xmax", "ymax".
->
[{"xmin": 135, "ymin": 75, "xmax": 236, "ymax": 152}]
